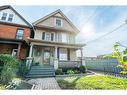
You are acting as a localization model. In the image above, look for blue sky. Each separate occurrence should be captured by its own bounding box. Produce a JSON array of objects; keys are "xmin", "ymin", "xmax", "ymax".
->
[{"xmin": 13, "ymin": 6, "xmax": 127, "ymax": 57}]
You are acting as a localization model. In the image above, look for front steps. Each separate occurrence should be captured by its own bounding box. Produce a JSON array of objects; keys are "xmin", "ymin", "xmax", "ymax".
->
[{"xmin": 26, "ymin": 65, "xmax": 55, "ymax": 78}]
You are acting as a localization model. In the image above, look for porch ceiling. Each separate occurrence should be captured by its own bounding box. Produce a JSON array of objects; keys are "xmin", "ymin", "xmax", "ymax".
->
[{"xmin": 29, "ymin": 38, "xmax": 85, "ymax": 49}]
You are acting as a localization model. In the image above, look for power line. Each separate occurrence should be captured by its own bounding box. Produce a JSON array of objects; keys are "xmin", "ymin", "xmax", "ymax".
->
[
  {"xmin": 83, "ymin": 6, "xmax": 99, "ymax": 27},
  {"xmin": 85, "ymin": 22, "xmax": 127, "ymax": 44},
  {"xmin": 83, "ymin": 6, "xmax": 112, "ymax": 28}
]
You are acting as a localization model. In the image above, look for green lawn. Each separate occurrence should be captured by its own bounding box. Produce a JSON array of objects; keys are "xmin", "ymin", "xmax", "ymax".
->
[{"xmin": 57, "ymin": 75, "xmax": 127, "ymax": 90}]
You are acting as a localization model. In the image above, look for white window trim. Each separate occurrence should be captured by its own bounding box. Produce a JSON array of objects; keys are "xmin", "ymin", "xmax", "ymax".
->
[
  {"xmin": 16, "ymin": 29, "xmax": 24, "ymax": 40},
  {"xmin": 8, "ymin": 14, "xmax": 14, "ymax": 22},
  {"xmin": 44, "ymin": 32, "xmax": 55, "ymax": 41},
  {"xmin": 1, "ymin": 12, "xmax": 14, "ymax": 22},
  {"xmin": 12, "ymin": 49, "xmax": 18, "ymax": 56},
  {"xmin": 59, "ymin": 48, "xmax": 67, "ymax": 60},
  {"xmin": 55, "ymin": 18, "xmax": 63, "ymax": 27}
]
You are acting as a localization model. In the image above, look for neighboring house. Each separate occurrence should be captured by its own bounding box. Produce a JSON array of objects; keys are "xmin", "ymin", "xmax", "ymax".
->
[
  {"xmin": 0, "ymin": 5, "xmax": 34, "ymax": 60},
  {"xmin": 28, "ymin": 9, "xmax": 85, "ymax": 69}
]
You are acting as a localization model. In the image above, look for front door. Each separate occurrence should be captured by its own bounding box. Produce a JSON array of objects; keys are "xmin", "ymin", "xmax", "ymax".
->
[{"xmin": 43, "ymin": 51, "xmax": 50, "ymax": 65}]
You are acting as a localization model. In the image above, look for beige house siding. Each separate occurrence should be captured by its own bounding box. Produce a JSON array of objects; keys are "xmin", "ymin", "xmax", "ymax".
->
[
  {"xmin": 37, "ymin": 15, "xmax": 76, "ymax": 32},
  {"xmin": 34, "ymin": 28, "xmax": 76, "ymax": 44},
  {"xmin": 70, "ymin": 49, "xmax": 77, "ymax": 61},
  {"xmin": 34, "ymin": 29, "xmax": 44, "ymax": 40}
]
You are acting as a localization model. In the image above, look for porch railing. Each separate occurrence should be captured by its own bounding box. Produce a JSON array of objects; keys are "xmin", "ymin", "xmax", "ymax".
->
[{"xmin": 58, "ymin": 60, "xmax": 81, "ymax": 68}]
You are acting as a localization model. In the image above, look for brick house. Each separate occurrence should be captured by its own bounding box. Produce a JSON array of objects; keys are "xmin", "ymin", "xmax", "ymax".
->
[{"xmin": 0, "ymin": 5, "xmax": 34, "ymax": 60}]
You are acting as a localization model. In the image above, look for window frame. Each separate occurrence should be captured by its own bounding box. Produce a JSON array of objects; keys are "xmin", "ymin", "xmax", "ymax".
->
[
  {"xmin": 8, "ymin": 14, "xmax": 14, "ymax": 22},
  {"xmin": 1, "ymin": 12, "xmax": 7, "ymax": 21},
  {"xmin": 12, "ymin": 49, "xmax": 18, "ymax": 57},
  {"xmin": 55, "ymin": 18, "xmax": 62, "ymax": 27},
  {"xmin": 16, "ymin": 28, "xmax": 24, "ymax": 40},
  {"xmin": 42, "ymin": 32, "xmax": 55, "ymax": 41},
  {"xmin": 59, "ymin": 48, "xmax": 67, "ymax": 61}
]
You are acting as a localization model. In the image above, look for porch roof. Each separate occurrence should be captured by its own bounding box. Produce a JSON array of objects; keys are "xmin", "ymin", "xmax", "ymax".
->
[{"xmin": 29, "ymin": 38, "xmax": 85, "ymax": 49}]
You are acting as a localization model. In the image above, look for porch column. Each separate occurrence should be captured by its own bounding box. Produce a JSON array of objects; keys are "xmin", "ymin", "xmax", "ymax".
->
[
  {"xmin": 26, "ymin": 43, "xmax": 33, "ymax": 69},
  {"xmin": 80, "ymin": 48, "xmax": 87, "ymax": 70},
  {"xmin": 17, "ymin": 43, "xmax": 21, "ymax": 59},
  {"xmin": 29, "ymin": 43, "xmax": 33, "ymax": 57},
  {"xmin": 54, "ymin": 46, "xmax": 58, "ymax": 70}
]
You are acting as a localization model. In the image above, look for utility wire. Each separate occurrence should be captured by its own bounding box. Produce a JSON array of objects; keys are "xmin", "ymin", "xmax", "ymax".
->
[
  {"xmin": 83, "ymin": 6, "xmax": 112, "ymax": 28},
  {"xmin": 85, "ymin": 22, "xmax": 127, "ymax": 44},
  {"xmin": 83, "ymin": 6, "xmax": 99, "ymax": 27}
]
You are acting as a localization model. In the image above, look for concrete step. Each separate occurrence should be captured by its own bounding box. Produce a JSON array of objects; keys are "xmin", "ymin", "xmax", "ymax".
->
[
  {"xmin": 28, "ymin": 71, "xmax": 55, "ymax": 75},
  {"xmin": 26, "ymin": 65, "xmax": 55, "ymax": 78},
  {"xmin": 30, "ymin": 69, "xmax": 55, "ymax": 72},
  {"xmin": 26, "ymin": 74, "xmax": 55, "ymax": 78}
]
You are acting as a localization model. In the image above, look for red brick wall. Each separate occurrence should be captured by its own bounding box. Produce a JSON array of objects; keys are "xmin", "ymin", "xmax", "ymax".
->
[
  {"xmin": 0, "ymin": 44, "xmax": 28, "ymax": 60},
  {"xmin": 0, "ymin": 44, "xmax": 18, "ymax": 54},
  {"xmin": 0, "ymin": 24, "xmax": 31, "ymax": 42},
  {"xmin": 0, "ymin": 24, "xmax": 31, "ymax": 60}
]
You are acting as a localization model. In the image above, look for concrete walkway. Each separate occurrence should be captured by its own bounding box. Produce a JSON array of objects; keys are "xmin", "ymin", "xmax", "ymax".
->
[{"xmin": 27, "ymin": 77, "xmax": 61, "ymax": 90}]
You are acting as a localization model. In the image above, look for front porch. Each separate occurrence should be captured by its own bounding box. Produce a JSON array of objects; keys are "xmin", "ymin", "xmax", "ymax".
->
[{"xmin": 28, "ymin": 39, "xmax": 85, "ymax": 69}]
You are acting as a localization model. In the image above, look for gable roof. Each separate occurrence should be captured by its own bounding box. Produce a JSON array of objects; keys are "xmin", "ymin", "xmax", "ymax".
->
[
  {"xmin": 0, "ymin": 5, "xmax": 31, "ymax": 27},
  {"xmin": 33, "ymin": 9, "xmax": 80, "ymax": 33}
]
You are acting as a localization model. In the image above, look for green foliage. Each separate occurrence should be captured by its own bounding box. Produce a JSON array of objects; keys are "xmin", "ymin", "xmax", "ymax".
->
[
  {"xmin": 79, "ymin": 66, "xmax": 86, "ymax": 73},
  {"xmin": 67, "ymin": 69, "xmax": 75, "ymax": 74},
  {"xmin": 75, "ymin": 75, "xmax": 127, "ymax": 90},
  {"xmin": 0, "ymin": 54, "xmax": 20, "ymax": 84},
  {"xmin": 35, "ymin": 62, "xmax": 39, "ymax": 65},
  {"xmin": 55, "ymin": 69, "xmax": 63, "ymax": 75},
  {"xmin": 57, "ymin": 79, "xmax": 76, "ymax": 89},
  {"xmin": 0, "ymin": 84, "xmax": 6, "ymax": 90},
  {"xmin": 57, "ymin": 75, "xmax": 127, "ymax": 89},
  {"xmin": 111, "ymin": 42, "xmax": 127, "ymax": 73}
]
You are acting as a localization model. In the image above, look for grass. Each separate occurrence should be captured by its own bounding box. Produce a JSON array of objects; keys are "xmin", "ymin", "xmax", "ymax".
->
[
  {"xmin": 57, "ymin": 75, "xmax": 127, "ymax": 90},
  {"xmin": 0, "ymin": 84, "xmax": 6, "ymax": 90}
]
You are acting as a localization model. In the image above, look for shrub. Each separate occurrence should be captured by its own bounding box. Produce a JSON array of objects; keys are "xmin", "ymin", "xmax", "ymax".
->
[
  {"xmin": 57, "ymin": 80, "xmax": 75, "ymax": 89},
  {"xmin": 55, "ymin": 69, "xmax": 63, "ymax": 75},
  {"xmin": 67, "ymin": 69, "xmax": 75, "ymax": 74},
  {"xmin": 18, "ymin": 61, "xmax": 29, "ymax": 76},
  {"xmin": 79, "ymin": 65, "xmax": 86, "ymax": 73},
  {"xmin": 0, "ymin": 54, "xmax": 20, "ymax": 84}
]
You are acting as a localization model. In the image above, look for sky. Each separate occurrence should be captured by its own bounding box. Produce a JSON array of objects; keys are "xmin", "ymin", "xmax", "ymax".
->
[{"xmin": 12, "ymin": 6, "xmax": 127, "ymax": 57}]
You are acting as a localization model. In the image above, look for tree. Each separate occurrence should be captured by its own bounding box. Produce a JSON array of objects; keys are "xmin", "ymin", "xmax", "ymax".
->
[{"xmin": 113, "ymin": 42, "xmax": 127, "ymax": 74}]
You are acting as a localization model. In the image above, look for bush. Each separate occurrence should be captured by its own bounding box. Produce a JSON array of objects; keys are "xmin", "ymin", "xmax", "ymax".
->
[
  {"xmin": 55, "ymin": 69, "xmax": 63, "ymax": 75},
  {"xmin": 79, "ymin": 66, "xmax": 86, "ymax": 73},
  {"xmin": 18, "ymin": 61, "xmax": 29, "ymax": 76},
  {"xmin": 57, "ymin": 80, "xmax": 76, "ymax": 89},
  {"xmin": 76, "ymin": 75, "xmax": 127, "ymax": 90},
  {"xmin": 0, "ymin": 54, "xmax": 20, "ymax": 84},
  {"xmin": 67, "ymin": 69, "xmax": 75, "ymax": 74}
]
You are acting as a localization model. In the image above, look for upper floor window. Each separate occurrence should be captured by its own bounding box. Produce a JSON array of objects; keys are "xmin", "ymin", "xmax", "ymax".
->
[
  {"xmin": 56, "ymin": 18, "xmax": 62, "ymax": 27},
  {"xmin": 8, "ymin": 14, "xmax": 14, "ymax": 22},
  {"xmin": 1, "ymin": 13, "xmax": 14, "ymax": 22},
  {"xmin": 1, "ymin": 13, "xmax": 7, "ymax": 21},
  {"xmin": 42, "ymin": 32, "xmax": 54, "ymax": 41},
  {"xmin": 16, "ymin": 29, "xmax": 24, "ymax": 40}
]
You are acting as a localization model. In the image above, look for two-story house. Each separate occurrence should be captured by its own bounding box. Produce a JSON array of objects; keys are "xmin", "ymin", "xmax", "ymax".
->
[
  {"xmin": 0, "ymin": 5, "xmax": 34, "ymax": 60},
  {"xmin": 28, "ymin": 9, "xmax": 84, "ymax": 69}
]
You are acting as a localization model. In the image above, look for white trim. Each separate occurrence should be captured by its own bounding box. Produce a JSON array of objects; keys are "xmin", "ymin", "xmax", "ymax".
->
[
  {"xmin": 43, "ymin": 31, "xmax": 55, "ymax": 41},
  {"xmin": 55, "ymin": 17, "xmax": 63, "ymax": 27},
  {"xmin": 12, "ymin": 49, "xmax": 18, "ymax": 56}
]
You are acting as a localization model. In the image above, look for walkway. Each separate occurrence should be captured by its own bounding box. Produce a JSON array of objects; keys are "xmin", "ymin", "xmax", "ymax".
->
[{"xmin": 27, "ymin": 77, "xmax": 61, "ymax": 90}]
